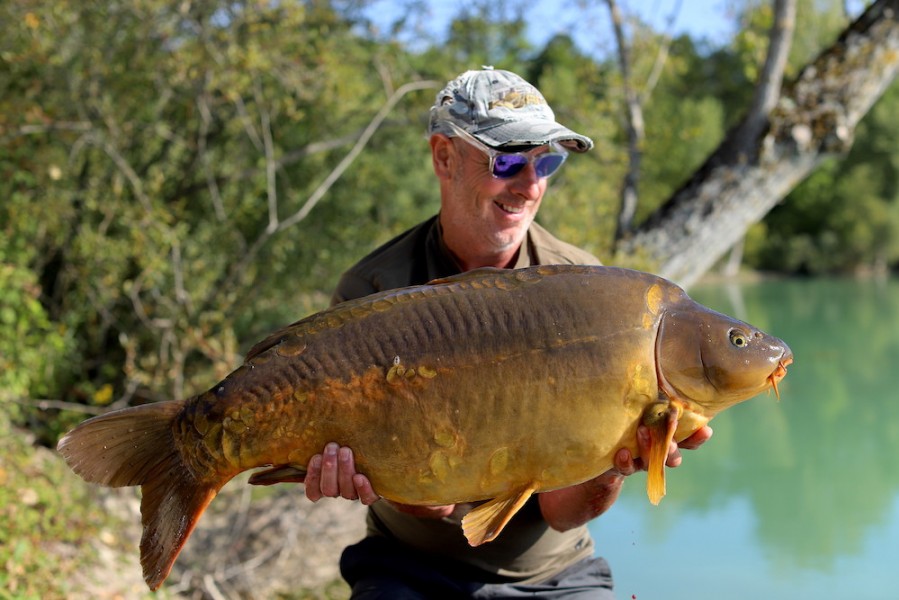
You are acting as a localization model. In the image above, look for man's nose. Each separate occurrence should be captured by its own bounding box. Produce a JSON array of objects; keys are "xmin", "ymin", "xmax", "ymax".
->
[{"xmin": 508, "ymin": 162, "xmax": 542, "ymax": 198}]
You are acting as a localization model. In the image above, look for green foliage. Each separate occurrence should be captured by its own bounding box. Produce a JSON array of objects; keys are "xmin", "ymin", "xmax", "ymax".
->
[
  {"xmin": 442, "ymin": 4, "xmax": 533, "ymax": 72},
  {"xmin": 732, "ymin": 0, "xmax": 775, "ymax": 82},
  {"xmin": 528, "ymin": 35, "xmax": 623, "ymax": 258},
  {"xmin": 1, "ymin": 0, "xmax": 435, "ymax": 413},
  {"xmin": 751, "ymin": 159, "xmax": 899, "ymax": 274},
  {"xmin": 638, "ymin": 34, "xmax": 730, "ymax": 221},
  {"xmin": 789, "ymin": 0, "xmax": 848, "ymax": 72},
  {"xmin": 0, "ymin": 264, "xmax": 72, "ymax": 403},
  {"xmin": 0, "ymin": 204, "xmax": 76, "ymax": 436}
]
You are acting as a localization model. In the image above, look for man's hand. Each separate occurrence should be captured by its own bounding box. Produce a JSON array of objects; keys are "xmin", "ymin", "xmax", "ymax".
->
[
  {"xmin": 612, "ymin": 423, "xmax": 714, "ymax": 475},
  {"xmin": 540, "ymin": 424, "xmax": 714, "ymax": 531},
  {"xmin": 303, "ymin": 442, "xmax": 456, "ymax": 517},
  {"xmin": 303, "ymin": 442, "xmax": 380, "ymax": 505}
]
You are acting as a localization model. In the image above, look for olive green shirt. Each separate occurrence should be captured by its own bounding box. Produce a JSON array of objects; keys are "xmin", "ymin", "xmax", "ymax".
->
[
  {"xmin": 331, "ymin": 214, "xmax": 602, "ymax": 583},
  {"xmin": 332, "ymin": 215, "xmax": 600, "ymax": 304}
]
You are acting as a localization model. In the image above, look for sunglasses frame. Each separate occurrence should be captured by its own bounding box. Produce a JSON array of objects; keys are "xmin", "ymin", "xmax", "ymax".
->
[{"xmin": 445, "ymin": 122, "xmax": 568, "ymax": 180}]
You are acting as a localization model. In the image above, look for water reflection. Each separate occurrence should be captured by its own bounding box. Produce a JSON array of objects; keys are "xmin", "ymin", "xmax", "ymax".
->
[{"xmin": 590, "ymin": 277, "xmax": 899, "ymax": 598}]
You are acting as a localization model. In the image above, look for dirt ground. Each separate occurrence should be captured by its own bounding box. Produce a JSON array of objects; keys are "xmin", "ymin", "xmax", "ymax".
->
[{"xmin": 73, "ymin": 475, "xmax": 367, "ymax": 599}]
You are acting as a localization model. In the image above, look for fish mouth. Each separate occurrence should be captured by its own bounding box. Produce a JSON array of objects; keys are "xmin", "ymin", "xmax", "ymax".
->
[{"xmin": 767, "ymin": 353, "xmax": 793, "ymax": 401}]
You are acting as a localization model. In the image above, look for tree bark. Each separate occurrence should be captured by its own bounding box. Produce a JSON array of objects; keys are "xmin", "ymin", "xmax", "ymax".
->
[
  {"xmin": 608, "ymin": 0, "xmax": 681, "ymax": 241},
  {"xmin": 606, "ymin": 0, "xmax": 644, "ymax": 241},
  {"xmin": 719, "ymin": 0, "xmax": 797, "ymax": 166},
  {"xmin": 617, "ymin": 0, "xmax": 899, "ymax": 288}
]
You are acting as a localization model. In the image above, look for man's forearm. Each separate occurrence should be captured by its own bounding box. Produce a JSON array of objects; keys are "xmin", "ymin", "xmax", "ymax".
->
[{"xmin": 538, "ymin": 470, "xmax": 626, "ymax": 531}]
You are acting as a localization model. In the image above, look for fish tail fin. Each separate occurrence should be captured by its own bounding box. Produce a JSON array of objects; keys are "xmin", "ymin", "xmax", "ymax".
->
[
  {"xmin": 57, "ymin": 401, "xmax": 223, "ymax": 591},
  {"xmin": 57, "ymin": 402, "xmax": 186, "ymax": 487},
  {"xmin": 139, "ymin": 458, "xmax": 219, "ymax": 590}
]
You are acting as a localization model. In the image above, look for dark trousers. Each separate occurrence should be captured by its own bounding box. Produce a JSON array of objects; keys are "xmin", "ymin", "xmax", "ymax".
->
[{"xmin": 340, "ymin": 536, "xmax": 616, "ymax": 599}]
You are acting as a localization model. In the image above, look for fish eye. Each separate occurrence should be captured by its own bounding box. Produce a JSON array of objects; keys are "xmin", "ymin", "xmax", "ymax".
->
[{"xmin": 729, "ymin": 329, "xmax": 749, "ymax": 348}]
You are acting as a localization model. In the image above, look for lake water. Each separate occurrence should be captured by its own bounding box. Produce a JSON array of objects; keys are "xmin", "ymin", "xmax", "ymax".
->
[{"xmin": 588, "ymin": 276, "xmax": 899, "ymax": 600}]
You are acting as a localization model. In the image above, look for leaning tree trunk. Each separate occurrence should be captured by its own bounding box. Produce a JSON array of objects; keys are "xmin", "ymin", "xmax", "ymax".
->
[{"xmin": 617, "ymin": 0, "xmax": 899, "ymax": 288}]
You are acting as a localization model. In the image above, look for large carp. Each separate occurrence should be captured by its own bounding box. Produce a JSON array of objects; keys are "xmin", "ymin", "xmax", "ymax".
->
[{"xmin": 58, "ymin": 265, "xmax": 792, "ymax": 590}]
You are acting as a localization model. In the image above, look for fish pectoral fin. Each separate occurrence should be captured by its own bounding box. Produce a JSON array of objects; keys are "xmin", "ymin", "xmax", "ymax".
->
[
  {"xmin": 461, "ymin": 483, "xmax": 537, "ymax": 547},
  {"xmin": 248, "ymin": 464, "xmax": 307, "ymax": 486},
  {"xmin": 643, "ymin": 403, "xmax": 681, "ymax": 506}
]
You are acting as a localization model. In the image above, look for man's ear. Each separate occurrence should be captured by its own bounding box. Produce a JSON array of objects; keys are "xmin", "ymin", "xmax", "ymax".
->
[{"xmin": 430, "ymin": 134, "xmax": 455, "ymax": 179}]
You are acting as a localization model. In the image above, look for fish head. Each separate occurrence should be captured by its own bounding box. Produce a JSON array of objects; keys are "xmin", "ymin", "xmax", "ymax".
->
[{"xmin": 655, "ymin": 301, "xmax": 793, "ymax": 416}]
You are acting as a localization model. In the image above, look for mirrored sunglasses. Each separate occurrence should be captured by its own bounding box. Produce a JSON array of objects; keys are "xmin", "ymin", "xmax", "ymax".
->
[{"xmin": 446, "ymin": 122, "xmax": 568, "ymax": 180}]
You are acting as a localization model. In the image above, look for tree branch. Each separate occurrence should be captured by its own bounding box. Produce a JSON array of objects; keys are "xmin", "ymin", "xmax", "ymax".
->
[
  {"xmin": 642, "ymin": 0, "xmax": 682, "ymax": 100},
  {"xmin": 606, "ymin": 0, "xmax": 645, "ymax": 240},
  {"xmin": 609, "ymin": 0, "xmax": 680, "ymax": 240},
  {"xmin": 619, "ymin": 0, "xmax": 899, "ymax": 287},
  {"xmin": 204, "ymin": 79, "xmax": 440, "ymax": 311},
  {"xmin": 276, "ymin": 79, "xmax": 440, "ymax": 231},
  {"xmin": 721, "ymin": 0, "xmax": 797, "ymax": 165}
]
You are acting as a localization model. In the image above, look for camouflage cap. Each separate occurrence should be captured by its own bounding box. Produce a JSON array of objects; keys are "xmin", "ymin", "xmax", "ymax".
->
[{"xmin": 428, "ymin": 67, "xmax": 593, "ymax": 153}]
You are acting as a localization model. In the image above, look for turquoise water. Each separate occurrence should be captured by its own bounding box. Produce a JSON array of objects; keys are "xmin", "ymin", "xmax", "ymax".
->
[{"xmin": 589, "ymin": 277, "xmax": 899, "ymax": 599}]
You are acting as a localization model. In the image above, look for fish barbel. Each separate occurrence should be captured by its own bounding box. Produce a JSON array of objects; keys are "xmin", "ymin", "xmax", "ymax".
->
[{"xmin": 57, "ymin": 265, "xmax": 792, "ymax": 590}]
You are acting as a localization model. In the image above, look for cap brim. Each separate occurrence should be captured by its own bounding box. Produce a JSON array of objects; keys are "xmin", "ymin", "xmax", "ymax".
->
[{"xmin": 473, "ymin": 120, "xmax": 594, "ymax": 153}]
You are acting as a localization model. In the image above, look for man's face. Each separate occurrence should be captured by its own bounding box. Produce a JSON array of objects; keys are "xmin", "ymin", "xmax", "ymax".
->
[{"xmin": 438, "ymin": 136, "xmax": 550, "ymax": 262}]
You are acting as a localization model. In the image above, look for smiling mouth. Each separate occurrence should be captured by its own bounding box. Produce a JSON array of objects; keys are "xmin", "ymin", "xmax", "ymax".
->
[{"xmin": 496, "ymin": 202, "xmax": 524, "ymax": 214}]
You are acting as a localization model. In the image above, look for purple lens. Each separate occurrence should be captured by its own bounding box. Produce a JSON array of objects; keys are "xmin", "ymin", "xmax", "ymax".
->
[
  {"xmin": 493, "ymin": 154, "xmax": 529, "ymax": 178},
  {"xmin": 535, "ymin": 154, "xmax": 566, "ymax": 178},
  {"xmin": 491, "ymin": 152, "xmax": 566, "ymax": 179}
]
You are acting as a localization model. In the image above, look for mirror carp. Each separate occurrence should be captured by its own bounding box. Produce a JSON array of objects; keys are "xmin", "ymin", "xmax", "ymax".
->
[{"xmin": 58, "ymin": 265, "xmax": 792, "ymax": 590}]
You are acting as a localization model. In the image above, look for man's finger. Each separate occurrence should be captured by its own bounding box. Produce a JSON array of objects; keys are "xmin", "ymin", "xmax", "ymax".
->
[
  {"xmin": 304, "ymin": 454, "xmax": 323, "ymax": 502},
  {"xmin": 338, "ymin": 446, "xmax": 359, "ymax": 500},
  {"xmin": 320, "ymin": 442, "xmax": 340, "ymax": 497},
  {"xmin": 354, "ymin": 474, "xmax": 380, "ymax": 505},
  {"xmin": 678, "ymin": 426, "xmax": 713, "ymax": 450}
]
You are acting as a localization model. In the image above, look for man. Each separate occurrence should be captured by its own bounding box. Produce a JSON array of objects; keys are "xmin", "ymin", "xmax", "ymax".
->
[{"xmin": 303, "ymin": 68, "xmax": 711, "ymax": 598}]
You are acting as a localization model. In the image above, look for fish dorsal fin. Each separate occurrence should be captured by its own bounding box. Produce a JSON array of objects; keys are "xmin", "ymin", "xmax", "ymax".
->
[
  {"xmin": 461, "ymin": 483, "xmax": 537, "ymax": 546},
  {"xmin": 643, "ymin": 402, "xmax": 683, "ymax": 505},
  {"xmin": 426, "ymin": 267, "xmax": 508, "ymax": 286}
]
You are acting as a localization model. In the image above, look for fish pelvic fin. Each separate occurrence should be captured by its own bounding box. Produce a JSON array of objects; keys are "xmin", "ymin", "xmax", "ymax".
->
[
  {"xmin": 642, "ymin": 402, "xmax": 681, "ymax": 505},
  {"xmin": 462, "ymin": 483, "xmax": 537, "ymax": 546},
  {"xmin": 248, "ymin": 464, "xmax": 308, "ymax": 486},
  {"xmin": 57, "ymin": 401, "xmax": 222, "ymax": 591}
]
